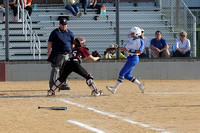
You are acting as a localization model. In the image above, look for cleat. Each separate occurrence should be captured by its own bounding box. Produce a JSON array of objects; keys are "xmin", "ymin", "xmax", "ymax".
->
[
  {"xmin": 106, "ymin": 86, "xmax": 116, "ymax": 94},
  {"xmin": 76, "ymin": 12, "xmax": 82, "ymax": 17},
  {"xmin": 47, "ymin": 89, "xmax": 55, "ymax": 96},
  {"xmin": 91, "ymin": 90, "xmax": 103, "ymax": 96},
  {"xmin": 139, "ymin": 82, "xmax": 145, "ymax": 93}
]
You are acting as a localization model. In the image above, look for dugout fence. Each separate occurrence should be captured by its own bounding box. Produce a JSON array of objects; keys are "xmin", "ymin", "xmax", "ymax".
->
[{"xmin": 0, "ymin": 0, "xmax": 198, "ymax": 61}]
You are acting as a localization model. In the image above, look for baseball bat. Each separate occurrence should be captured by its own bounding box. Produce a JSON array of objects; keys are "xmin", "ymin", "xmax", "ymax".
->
[{"xmin": 38, "ymin": 106, "xmax": 67, "ymax": 110}]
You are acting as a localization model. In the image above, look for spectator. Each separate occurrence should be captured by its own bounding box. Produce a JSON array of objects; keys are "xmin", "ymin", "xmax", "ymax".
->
[
  {"xmin": 3, "ymin": 0, "xmax": 18, "ymax": 22},
  {"xmin": 19, "ymin": 0, "xmax": 33, "ymax": 17},
  {"xmin": 65, "ymin": 0, "xmax": 82, "ymax": 17},
  {"xmin": 150, "ymin": 31, "xmax": 170, "ymax": 58},
  {"xmin": 139, "ymin": 28, "xmax": 149, "ymax": 58},
  {"xmin": 83, "ymin": 0, "xmax": 102, "ymax": 20},
  {"xmin": 104, "ymin": 44, "xmax": 126, "ymax": 59},
  {"xmin": 173, "ymin": 30, "xmax": 191, "ymax": 57},
  {"xmin": 47, "ymin": 18, "xmax": 74, "ymax": 91}
]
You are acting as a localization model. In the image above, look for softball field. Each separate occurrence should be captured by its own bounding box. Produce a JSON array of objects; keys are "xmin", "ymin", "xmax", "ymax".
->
[{"xmin": 0, "ymin": 80, "xmax": 200, "ymax": 133}]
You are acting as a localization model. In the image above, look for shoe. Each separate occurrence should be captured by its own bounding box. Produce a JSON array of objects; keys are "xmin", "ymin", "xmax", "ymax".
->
[
  {"xmin": 93, "ymin": 16, "xmax": 98, "ymax": 20},
  {"xmin": 91, "ymin": 90, "xmax": 103, "ymax": 96},
  {"xmin": 84, "ymin": 10, "xmax": 87, "ymax": 14},
  {"xmin": 139, "ymin": 82, "xmax": 145, "ymax": 93},
  {"xmin": 47, "ymin": 89, "xmax": 55, "ymax": 96},
  {"xmin": 59, "ymin": 85, "xmax": 71, "ymax": 90},
  {"xmin": 106, "ymin": 86, "xmax": 116, "ymax": 94},
  {"xmin": 18, "ymin": 19, "xmax": 22, "ymax": 22},
  {"xmin": 76, "ymin": 12, "xmax": 82, "ymax": 17}
]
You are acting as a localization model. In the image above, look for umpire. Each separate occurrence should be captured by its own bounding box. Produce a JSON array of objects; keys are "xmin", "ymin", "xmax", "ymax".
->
[{"xmin": 47, "ymin": 18, "xmax": 74, "ymax": 90}]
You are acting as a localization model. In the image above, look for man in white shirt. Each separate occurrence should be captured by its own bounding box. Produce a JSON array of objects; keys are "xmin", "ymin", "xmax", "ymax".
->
[{"xmin": 139, "ymin": 29, "xmax": 149, "ymax": 58}]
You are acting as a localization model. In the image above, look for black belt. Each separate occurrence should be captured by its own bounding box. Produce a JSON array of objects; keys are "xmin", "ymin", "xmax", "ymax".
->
[{"xmin": 58, "ymin": 52, "xmax": 69, "ymax": 55}]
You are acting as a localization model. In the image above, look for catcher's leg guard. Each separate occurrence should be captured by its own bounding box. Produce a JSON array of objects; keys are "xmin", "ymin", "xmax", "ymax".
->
[
  {"xmin": 86, "ymin": 74, "xmax": 102, "ymax": 96},
  {"xmin": 47, "ymin": 80, "xmax": 64, "ymax": 96}
]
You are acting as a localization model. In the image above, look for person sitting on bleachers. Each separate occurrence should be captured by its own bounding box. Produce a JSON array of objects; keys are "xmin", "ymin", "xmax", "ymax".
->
[
  {"xmin": 65, "ymin": 0, "xmax": 82, "ymax": 17},
  {"xmin": 3, "ymin": 0, "xmax": 18, "ymax": 22},
  {"xmin": 83, "ymin": 0, "xmax": 102, "ymax": 20},
  {"xmin": 150, "ymin": 31, "xmax": 170, "ymax": 58},
  {"xmin": 19, "ymin": 0, "xmax": 33, "ymax": 18},
  {"xmin": 139, "ymin": 28, "xmax": 149, "ymax": 58},
  {"xmin": 173, "ymin": 30, "xmax": 191, "ymax": 57},
  {"xmin": 104, "ymin": 44, "xmax": 126, "ymax": 59}
]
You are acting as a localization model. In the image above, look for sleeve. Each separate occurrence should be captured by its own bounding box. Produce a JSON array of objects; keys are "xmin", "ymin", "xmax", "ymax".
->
[
  {"xmin": 124, "ymin": 39, "xmax": 131, "ymax": 49},
  {"xmin": 150, "ymin": 39, "xmax": 154, "ymax": 46},
  {"xmin": 187, "ymin": 39, "xmax": 191, "ymax": 50},
  {"xmin": 162, "ymin": 38, "xmax": 167, "ymax": 46},
  {"xmin": 70, "ymin": 32, "xmax": 74, "ymax": 45},
  {"xmin": 48, "ymin": 31, "xmax": 55, "ymax": 43},
  {"xmin": 175, "ymin": 39, "xmax": 179, "ymax": 49},
  {"xmin": 184, "ymin": 39, "xmax": 191, "ymax": 52},
  {"xmin": 139, "ymin": 39, "xmax": 144, "ymax": 52},
  {"xmin": 82, "ymin": 48, "xmax": 91, "ymax": 58}
]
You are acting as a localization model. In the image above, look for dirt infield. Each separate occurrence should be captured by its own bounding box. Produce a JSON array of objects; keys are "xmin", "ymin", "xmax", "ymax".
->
[{"xmin": 0, "ymin": 80, "xmax": 200, "ymax": 133}]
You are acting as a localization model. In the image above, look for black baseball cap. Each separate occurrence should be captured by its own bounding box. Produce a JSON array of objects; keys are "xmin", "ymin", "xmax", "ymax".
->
[{"xmin": 60, "ymin": 18, "xmax": 67, "ymax": 25}]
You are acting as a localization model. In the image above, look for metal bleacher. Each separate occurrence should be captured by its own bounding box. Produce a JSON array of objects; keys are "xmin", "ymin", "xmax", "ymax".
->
[{"xmin": 0, "ymin": 1, "xmax": 177, "ymax": 60}]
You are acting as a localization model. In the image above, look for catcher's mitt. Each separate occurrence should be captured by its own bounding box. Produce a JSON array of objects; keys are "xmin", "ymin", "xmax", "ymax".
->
[{"xmin": 92, "ymin": 50, "xmax": 101, "ymax": 61}]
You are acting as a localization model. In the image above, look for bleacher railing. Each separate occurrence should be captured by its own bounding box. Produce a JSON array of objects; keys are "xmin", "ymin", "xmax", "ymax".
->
[
  {"xmin": 161, "ymin": 0, "xmax": 196, "ymax": 57},
  {"xmin": 17, "ymin": 0, "xmax": 41, "ymax": 59}
]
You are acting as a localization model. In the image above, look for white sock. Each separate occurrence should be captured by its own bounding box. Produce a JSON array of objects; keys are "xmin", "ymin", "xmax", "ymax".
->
[
  {"xmin": 113, "ymin": 81, "xmax": 122, "ymax": 89},
  {"xmin": 134, "ymin": 79, "xmax": 141, "ymax": 86}
]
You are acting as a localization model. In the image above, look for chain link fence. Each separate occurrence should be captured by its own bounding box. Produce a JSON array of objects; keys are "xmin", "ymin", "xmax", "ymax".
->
[{"xmin": 0, "ymin": 0, "xmax": 197, "ymax": 61}]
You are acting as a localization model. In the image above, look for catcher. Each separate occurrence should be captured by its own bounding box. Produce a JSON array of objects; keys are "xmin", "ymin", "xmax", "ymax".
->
[{"xmin": 47, "ymin": 37, "xmax": 102, "ymax": 96}]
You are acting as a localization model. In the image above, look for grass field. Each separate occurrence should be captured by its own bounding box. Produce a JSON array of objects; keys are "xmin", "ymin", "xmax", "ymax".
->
[{"xmin": 0, "ymin": 80, "xmax": 200, "ymax": 133}]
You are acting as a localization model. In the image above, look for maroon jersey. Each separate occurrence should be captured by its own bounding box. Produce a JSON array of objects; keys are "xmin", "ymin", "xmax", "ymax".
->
[{"xmin": 69, "ymin": 47, "xmax": 91, "ymax": 62}]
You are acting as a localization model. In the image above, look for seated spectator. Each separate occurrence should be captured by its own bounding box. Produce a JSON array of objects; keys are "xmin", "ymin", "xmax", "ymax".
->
[
  {"xmin": 150, "ymin": 31, "xmax": 170, "ymax": 58},
  {"xmin": 173, "ymin": 30, "xmax": 191, "ymax": 57},
  {"xmin": 83, "ymin": 0, "xmax": 102, "ymax": 20},
  {"xmin": 3, "ymin": 0, "xmax": 18, "ymax": 22},
  {"xmin": 19, "ymin": 0, "xmax": 33, "ymax": 17},
  {"xmin": 104, "ymin": 44, "xmax": 126, "ymax": 59},
  {"xmin": 65, "ymin": 0, "xmax": 82, "ymax": 17},
  {"xmin": 139, "ymin": 28, "xmax": 149, "ymax": 58}
]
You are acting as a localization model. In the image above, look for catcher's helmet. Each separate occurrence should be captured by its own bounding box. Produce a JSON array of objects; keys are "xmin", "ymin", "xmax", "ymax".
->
[
  {"xmin": 130, "ymin": 27, "xmax": 141, "ymax": 37},
  {"xmin": 74, "ymin": 37, "xmax": 86, "ymax": 47}
]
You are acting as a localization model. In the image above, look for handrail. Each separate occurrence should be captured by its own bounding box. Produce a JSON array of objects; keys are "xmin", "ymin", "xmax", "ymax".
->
[
  {"xmin": 181, "ymin": 0, "xmax": 196, "ymax": 57},
  {"xmin": 33, "ymin": 30, "xmax": 41, "ymax": 59},
  {"xmin": 17, "ymin": 0, "xmax": 41, "ymax": 59}
]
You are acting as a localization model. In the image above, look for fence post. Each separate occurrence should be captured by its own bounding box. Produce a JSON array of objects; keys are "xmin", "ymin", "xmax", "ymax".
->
[
  {"xmin": 193, "ymin": 17, "xmax": 196, "ymax": 57},
  {"xmin": 5, "ymin": 0, "xmax": 9, "ymax": 61},
  {"xmin": 115, "ymin": 0, "xmax": 120, "ymax": 59}
]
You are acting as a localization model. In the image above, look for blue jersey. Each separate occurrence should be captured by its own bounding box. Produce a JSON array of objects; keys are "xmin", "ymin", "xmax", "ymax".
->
[
  {"xmin": 150, "ymin": 38, "xmax": 167, "ymax": 50},
  {"xmin": 48, "ymin": 28, "xmax": 74, "ymax": 53},
  {"xmin": 118, "ymin": 37, "xmax": 143, "ymax": 82},
  {"xmin": 125, "ymin": 38, "xmax": 144, "ymax": 56}
]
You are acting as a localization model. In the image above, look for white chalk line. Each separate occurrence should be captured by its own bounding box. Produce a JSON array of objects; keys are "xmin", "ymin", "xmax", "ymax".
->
[
  {"xmin": 68, "ymin": 120, "xmax": 105, "ymax": 133},
  {"xmin": 147, "ymin": 92, "xmax": 200, "ymax": 95},
  {"xmin": 59, "ymin": 99, "xmax": 170, "ymax": 133}
]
